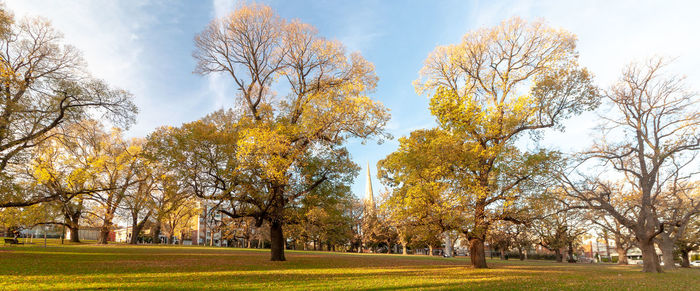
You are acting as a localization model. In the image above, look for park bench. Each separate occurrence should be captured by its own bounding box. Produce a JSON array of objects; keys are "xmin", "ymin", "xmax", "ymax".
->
[{"xmin": 4, "ymin": 238, "xmax": 22, "ymax": 245}]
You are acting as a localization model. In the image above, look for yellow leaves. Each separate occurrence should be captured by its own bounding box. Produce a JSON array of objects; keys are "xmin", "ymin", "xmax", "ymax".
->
[
  {"xmin": 33, "ymin": 166, "xmax": 53, "ymax": 184},
  {"xmin": 236, "ymin": 125, "xmax": 293, "ymax": 182}
]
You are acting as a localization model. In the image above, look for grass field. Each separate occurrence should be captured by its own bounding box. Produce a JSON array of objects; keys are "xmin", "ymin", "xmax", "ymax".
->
[{"xmin": 1, "ymin": 239, "xmax": 699, "ymax": 290}]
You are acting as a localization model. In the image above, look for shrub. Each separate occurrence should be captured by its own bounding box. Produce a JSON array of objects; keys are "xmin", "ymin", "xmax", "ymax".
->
[{"xmin": 527, "ymin": 253, "xmax": 557, "ymax": 260}]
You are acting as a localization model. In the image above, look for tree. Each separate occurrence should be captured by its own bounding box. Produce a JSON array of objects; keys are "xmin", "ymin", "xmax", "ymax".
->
[
  {"xmin": 361, "ymin": 202, "xmax": 397, "ymax": 254},
  {"xmin": 675, "ymin": 216, "xmax": 700, "ymax": 268},
  {"xmin": 85, "ymin": 130, "xmax": 141, "ymax": 244},
  {"xmin": 561, "ymin": 58, "xmax": 700, "ymax": 272},
  {"xmin": 24, "ymin": 120, "xmax": 109, "ymax": 242},
  {"xmin": 414, "ymin": 18, "xmax": 598, "ymax": 268},
  {"xmin": 379, "ymin": 129, "xmax": 466, "ymax": 256},
  {"xmin": 489, "ymin": 221, "xmax": 532, "ymax": 260},
  {"xmin": 121, "ymin": 145, "xmax": 158, "ymax": 244},
  {"xmin": 161, "ymin": 196, "xmax": 198, "ymax": 244},
  {"xmin": 533, "ymin": 195, "xmax": 588, "ymax": 263},
  {"xmin": 589, "ymin": 210, "xmax": 636, "ymax": 265},
  {"xmin": 149, "ymin": 172, "xmax": 194, "ymax": 244},
  {"xmin": 288, "ymin": 183, "xmax": 356, "ymax": 251},
  {"xmin": 0, "ymin": 8, "xmax": 136, "ymax": 208},
  {"xmin": 511, "ymin": 224, "xmax": 536, "ymax": 260},
  {"xmin": 654, "ymin": 180, "xmax": 700, "ymax": 269},
  {"xmin": 190, "ymin": 3, "xmax": 389, "ymax": 261}
]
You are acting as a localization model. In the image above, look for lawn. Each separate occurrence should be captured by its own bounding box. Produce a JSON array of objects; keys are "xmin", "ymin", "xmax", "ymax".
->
[{"xmin": 1, "ymin": 240, "xmax": 698, "ymax": 290}]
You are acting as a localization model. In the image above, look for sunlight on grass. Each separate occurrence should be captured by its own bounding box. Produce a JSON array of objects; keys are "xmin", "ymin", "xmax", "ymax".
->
[{"xmin": 1, "ymin": 242, "xmax": 698, "ymax": 290}]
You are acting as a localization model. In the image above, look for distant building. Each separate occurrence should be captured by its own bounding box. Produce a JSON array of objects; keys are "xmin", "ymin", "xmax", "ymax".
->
[
  {"xmin": 188, "ymin": 200, "xmax": 225, "ymax": 247},
  {"xmin": 365, "ymin": 161, "xmax": 375, "ymax": 211},
  {"xmin": 65, "ymin": 227, "xmax": 114, "ymax": 242}
]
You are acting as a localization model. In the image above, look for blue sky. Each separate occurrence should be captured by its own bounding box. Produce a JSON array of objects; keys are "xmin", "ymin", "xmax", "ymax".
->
[{"xmin": 7, "ymin": 0, "xmax": 700, "ymax": 201}]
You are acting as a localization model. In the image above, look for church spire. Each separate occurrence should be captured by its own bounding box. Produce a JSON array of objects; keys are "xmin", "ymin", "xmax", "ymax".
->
[{"xmin": 365, "ymin": 161, "xmax": 375, "ymax": 209}]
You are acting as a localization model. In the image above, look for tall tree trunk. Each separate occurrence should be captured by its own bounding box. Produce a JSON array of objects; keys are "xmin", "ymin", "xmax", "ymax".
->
[
  {"xmin": 428, "ymin": 245, "xmax": 433, "ymax": 256},
  {"xmin": 402, "ymin": 244, "xmax": 407, "ymax": 255},
  {"xmin": 567, "ymin": 242, "xmax": 576, "ymax": 263},
  {"xmin": 555, "ymin": 248, "xmax": 563, "ymax": 263},
  {"xmin": 97, "ymin": 213, "xmax": 114, "ymax": 244},
  {"xmin": 129, "ymin": 212, "xmax": 152, "ymax": 245},
  {"xmin": 469, "ymin": 238, "xmax": 488, "ymax": 268},
  {"xmin": 68, "ymin": 225, "xmax": 80, "ymax": 243},
  {"xmin": 65, "ymin": 212, "xmax": 81, "ymax": 243},
  {"xmin": 444, "ymin": 233, "xmax": 453, "ymax": 258},
  {"xmin": 517, "ymin": 247, "xmax": 524, "ymax": 260},
  {"xmin": 129, "ymin": 216, "xmax": 140, "ymax": 245},
  {"xmin": 270, "ymin": 220, "xmax": 286, "ymax": 261},
  {"xmin": 680, "ymin": 250, "xmax": 690, "ymax": 268},
  {"xmin": 469, "ymin": 199, "xmax": 489, "ymax": 268},
  {"xmin": 657, "ymin": 236, "xmax": 676, "ymax": 270},
  {"xmin": 98, "ymin": 226, "xmax": 110, "ymax": 244},
  {"xmin": 616, "ymin": 246, "xmax": 628, "ymax": 265},
  {"xmin": 247, "ymin": 238, "xmax": 251, "ymax": 248},
  {"xmin": 152, "ymin": 222, "xmax": 162, "ymax": 244},
  {"xmin": 639, "ymin": 237, "xmax": 662, "ymax": 273}
]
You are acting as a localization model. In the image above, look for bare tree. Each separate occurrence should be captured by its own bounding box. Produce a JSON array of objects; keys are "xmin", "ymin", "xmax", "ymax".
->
[
  {"xmin": 675, "ymin": 216, "xmax": 700, "ymax": 268},
  {"xmin": 562, "ymin": 57, "xmax": 700, "ymax": 272},
  {"xmin": 654, "ymin": 179, "xmax": 700, "ymax": 269},
  {"xmin": 589, "ymin": 210, "xmax": 636, "ymax": 265},
  {"xmin": 0, "ymin": 8, "xmax": 137, "ymax": 208}
]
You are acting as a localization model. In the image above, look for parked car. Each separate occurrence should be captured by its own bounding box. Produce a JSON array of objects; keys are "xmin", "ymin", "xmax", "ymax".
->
[{"xmin": 690, "ymin": 260, "xmax": 700, "ymax": 267}]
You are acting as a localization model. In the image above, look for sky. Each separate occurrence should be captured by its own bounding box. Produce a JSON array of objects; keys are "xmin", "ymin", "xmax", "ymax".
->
[{"xmin": 6, "ymin": 0, "xmax": 700, "ymax": 201}]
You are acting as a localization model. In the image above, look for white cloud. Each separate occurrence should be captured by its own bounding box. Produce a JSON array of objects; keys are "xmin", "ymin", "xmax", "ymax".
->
[
  {"xmin": 5, "ymin": 0, "xmax": 159, "ymax": 135},
  {"xmin": 213, "ymin": 0, "xmax": 238, "ymax": 19}
]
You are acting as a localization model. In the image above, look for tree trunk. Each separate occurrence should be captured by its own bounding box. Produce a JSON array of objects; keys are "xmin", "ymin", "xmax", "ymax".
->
[
  {"xmin": 444, "ymin": 233, "xmax": 453, "ymax": 258},
  {"xmin": 470, "ymin": 199, "xmax": 489, "ymax": 268},
  {"xmin": 639, "ymin": 238, "xmax": 662, "ymax": 273},
  {"xmin": 469, "ymin": 238, "xmax": 488, "ymax": 268},
  {"xmin": 518, "ymin": 247, "xmax": 524, "ymax": 260},
  {"xmin": 270, "ymin": 220, "xmax": 285, "ymax": 261},
  {"xmin": 68, "ymin": 225, "xmax": 80, "ymax": 243},
  {"xmin": 616, "ymin": 246, "xmax": 628, "ymax": 265},
  {"xmin": 657, "ymin": 235, "xmax": 676, "ymax": 270},
  {"xmin": 152, "ymin": 222, "xmax": 162, "ymax": 244},
  {"xmin": 129, "ymin": 217, "xmax": 140, "ymax": 245},
  {"xmin": 555, "ymin": 248, "xmax": 563, "ymax": 263},
  {"xmin": 97, "ymin": 227, "xmax": 110, "ymax": 244},
  {"xmin": 97, "ymin": 214, "xmax": 114, "ymax": 244},
  {"xmin": 129, "ymin": 212, "xmax": 152, "ymax": 245},
  {"xmin": 247, "ymin": 238, "xmax": 251, "ymax": 248},
  {"xmin": 402, "ymin": 244, "xmax": 407, "ymax": 255},
  {"xmin": 65, "ymin": 212, "xmax": 81, "ymax": 243},
  {"xmin": 499, "ymin": 249, "xmax": 505, "ymax": 260},
  {"xmin": 567, "ymin": 243, "xmax": 576, "ymax": 263},
  {"xmin": 680, "ymin": 250, "xmax": 690, "ymax": 268},
  {"xmin": 428, "ymin": 245, "xmax": 433, "ymax": 256}
]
